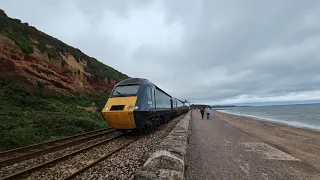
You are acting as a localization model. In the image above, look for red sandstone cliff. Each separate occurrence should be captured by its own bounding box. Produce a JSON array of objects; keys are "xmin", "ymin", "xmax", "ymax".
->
[
  {"xmin": 0, "ymin": 35, "xmax": 118, "ymax": 94},
  {"xmin": 0, "ymin": 10, "xmax": 128, "ymax": 95}
]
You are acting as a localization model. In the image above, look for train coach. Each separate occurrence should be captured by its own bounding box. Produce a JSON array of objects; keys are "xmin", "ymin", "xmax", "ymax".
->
[
  {"xmin": 172, "ymin": 98, "xmax": 189, "ymax": 117},
  {"xmin": 101, "ymin": 77, "xmax": 189, "ymax": 133}
]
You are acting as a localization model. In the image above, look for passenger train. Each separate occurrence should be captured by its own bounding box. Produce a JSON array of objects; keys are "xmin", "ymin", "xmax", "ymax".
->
[{"xmin": 101, "ymin": 78, "xmax": 189, "ymax": 133}]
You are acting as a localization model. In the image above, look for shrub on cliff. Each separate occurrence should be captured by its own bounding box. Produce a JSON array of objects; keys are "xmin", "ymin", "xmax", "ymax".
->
[
  {"xmin": 36, "ymin": 81, "xmax": 45, "ymax": 89},
  {"xmin": 86, "ymin": 58, "xmax": 128, "ymax": 82},
  {"xmin": 7, "ymin": 30, "xmax": 34, "ymax": 54},
  {"xmin": 0, "ymin": 9, "xmax": 7, "ymax": 17},
  {"xmin": 35, "ymin": 40, "xmax": 47, "ymax": 53}
]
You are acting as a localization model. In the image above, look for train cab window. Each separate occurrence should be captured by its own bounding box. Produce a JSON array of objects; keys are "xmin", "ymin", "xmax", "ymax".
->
[{"xmin": 111, "ymin": 85, "xmax": 140, "ymax": 97}]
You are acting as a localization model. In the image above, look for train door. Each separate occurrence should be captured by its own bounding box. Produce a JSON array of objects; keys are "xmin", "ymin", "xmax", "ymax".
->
[
  {"xmin": 146, "ymin": 85, "xmax": 154, "ymax": 111},
  {"xmin": 170, "ymin": 98, "xmax": 173, "ymax": 110},
  {"xmin": 150, "ymin": 86, "xmax": 156, "ymax": 111}
]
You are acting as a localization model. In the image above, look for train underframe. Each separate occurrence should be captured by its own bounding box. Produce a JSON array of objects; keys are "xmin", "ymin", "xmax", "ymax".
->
[{"xmin": 126, "ymin": 109, "xmax": 188, "ymax": 134}]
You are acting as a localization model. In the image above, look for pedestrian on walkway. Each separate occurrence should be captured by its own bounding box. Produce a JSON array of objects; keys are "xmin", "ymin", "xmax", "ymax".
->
[
  {"xmin": 200, "ymin": 108, "xmax": 204, "ymax": 119},
  {"xmin": 204, "ymin": 106, "xmax": 211, "ymax": 119}
]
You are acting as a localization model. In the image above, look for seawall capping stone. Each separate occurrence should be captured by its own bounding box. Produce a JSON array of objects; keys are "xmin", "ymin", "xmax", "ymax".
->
[{"xmin": 134, "ymin": 111, "xmax": 192, "ymax": 180}]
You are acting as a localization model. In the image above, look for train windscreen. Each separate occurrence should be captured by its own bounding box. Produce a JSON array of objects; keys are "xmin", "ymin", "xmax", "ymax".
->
[{"xmin": 110, "ymin": 84, "xmax": 140, "ymax": 97}]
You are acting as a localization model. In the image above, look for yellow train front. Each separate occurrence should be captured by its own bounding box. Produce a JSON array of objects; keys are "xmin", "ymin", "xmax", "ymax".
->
[{"xmin": 101, "ymin": 78, "xmax": 180, "ymax": 133}]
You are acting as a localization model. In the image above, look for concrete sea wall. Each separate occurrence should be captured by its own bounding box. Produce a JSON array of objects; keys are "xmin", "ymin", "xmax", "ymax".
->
[{"xmin": 135, "ymin": 111, "xmax": 192, "ymax": 180}]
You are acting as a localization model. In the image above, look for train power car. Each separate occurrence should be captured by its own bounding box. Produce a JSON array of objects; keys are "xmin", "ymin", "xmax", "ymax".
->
[{"xmin": 101, "ymin": 78, "xmax": 189, "ymax": 133}]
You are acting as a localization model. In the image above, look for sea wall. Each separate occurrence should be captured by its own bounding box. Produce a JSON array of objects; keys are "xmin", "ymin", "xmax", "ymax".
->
[{"xmin": 134, "ymin": 111, "xmax": 192, "ymax": 180}]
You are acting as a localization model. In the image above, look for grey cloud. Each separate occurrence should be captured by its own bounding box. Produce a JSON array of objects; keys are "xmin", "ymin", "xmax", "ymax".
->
[
  {"xmin": 75, "ymin": 0, "xmax": 152, "ymax": 19},
  {"xmin": 1, "ymin": 0, "xmax": 320, "ymax": 104},
  {"xmin": 159, "ymin": 0, "xmax": 320, "ymax": 102}
]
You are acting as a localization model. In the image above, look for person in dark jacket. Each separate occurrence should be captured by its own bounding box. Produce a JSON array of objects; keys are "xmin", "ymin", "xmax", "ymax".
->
[{"xmin": 200, "ymin": 108, "xmax": 205, "ymax": 119}]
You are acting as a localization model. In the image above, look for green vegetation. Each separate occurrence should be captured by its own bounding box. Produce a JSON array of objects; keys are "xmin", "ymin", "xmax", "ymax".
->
[
  {"xmin": 0, "ymin": 77, "xmax": 109, "ymax": 152},
  {"xmin": 0, "ymin": 9, "xmax": 128, "ymax": 82},
  {"xmin": 61, "ymin": 60, "xmax": 67, "ymax": 67},
  {"xmin": 6, "ymin": 30, "xmax": 34, "ymax": 54},
  {"xmin": 85, "ymin": 58, "xmax": 128, "ymax": 82},
  {"xmin": 36, "ymin": 81, "xmax": 45, "ymax": 89},
  {"xmin": 35, "ymin": 40, "xmax": 47, "ymax": 53}
]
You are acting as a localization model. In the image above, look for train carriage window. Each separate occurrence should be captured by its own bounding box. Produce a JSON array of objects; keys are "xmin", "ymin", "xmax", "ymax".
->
[{"xmin": 111, "ymin": 85, "xmax": 140, "ymax": 97}]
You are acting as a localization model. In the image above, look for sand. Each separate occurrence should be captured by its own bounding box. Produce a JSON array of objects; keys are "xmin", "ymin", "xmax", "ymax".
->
[{"xmin": 214, "ymin": 110, "xmax": 320, "ymax": 172}]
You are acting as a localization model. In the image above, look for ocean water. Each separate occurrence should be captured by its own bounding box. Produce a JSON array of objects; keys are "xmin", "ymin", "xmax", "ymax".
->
[{"xmin": 216, "ymin": 103, "xmax": 320, "ymax": 131}]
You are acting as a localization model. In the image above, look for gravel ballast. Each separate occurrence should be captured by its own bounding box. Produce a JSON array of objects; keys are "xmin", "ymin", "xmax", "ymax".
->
[
  {"xmin": 26, "ymin": 134, "xmax": 133, "ymax": 180},
  {"xmin": 0, "ymin": 130, "xmax": 121, "ymax": 179},
  {"xmin": 74, "ymin": 114, "xmax": 187, "ymax": 180}
]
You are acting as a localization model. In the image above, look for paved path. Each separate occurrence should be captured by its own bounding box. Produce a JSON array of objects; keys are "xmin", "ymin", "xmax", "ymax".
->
[{"xmin": 186, "ymin": 110, "xmax": 320, "ymax": 180}]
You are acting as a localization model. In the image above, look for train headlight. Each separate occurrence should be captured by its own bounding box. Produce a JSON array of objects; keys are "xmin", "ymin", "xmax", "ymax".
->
[
  {"xmin": 127, "ymin": 105, "xmax": 138, "ymax": 110},
  {"xmin": 103, "ymin": 106, "xmax": 109, "ymax": 110}
]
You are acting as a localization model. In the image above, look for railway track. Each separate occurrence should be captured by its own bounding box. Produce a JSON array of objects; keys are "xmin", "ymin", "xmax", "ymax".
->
[
  {"xmin": 0, "ymin": 130, "xmax": 139, "ymax": 180},
  {"xmin": 0, "ymin": 128, "xmax": 116, "ymax": 168},
  {"xmin": 0, "ymin": 114, "xmax": 187, "ymax": 180},
  {"xmin": 62, "ymin": 137, "xmax": 140, "ymax": 180}
]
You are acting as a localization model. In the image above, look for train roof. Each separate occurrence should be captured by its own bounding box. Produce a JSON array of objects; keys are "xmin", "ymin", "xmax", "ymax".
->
[
  {"xmin": 115, "ymin": 78, "xmax": 191, "ymax": 103},
  {"xmin": 117, "ymin": 78, "xmax": 153, "ymax": 86},
  {"xmin": 117, "ymin": 78, "xmax": 172, "ymax": 98}
]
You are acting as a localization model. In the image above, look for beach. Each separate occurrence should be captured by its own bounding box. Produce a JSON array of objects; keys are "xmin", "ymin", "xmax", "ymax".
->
[
  {"xmin": 214, "ymin": 110, "xmax": 320, "ymax": 172},
  {"xmin": 186, "ymin": 110, "xmax": 320, "ymax": 180}
]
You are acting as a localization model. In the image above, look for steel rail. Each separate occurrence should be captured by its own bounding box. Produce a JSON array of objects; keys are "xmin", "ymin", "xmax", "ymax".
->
[
  {"xmin": 0, "ymin": 129, "xmax": 116, "ymax": 168},
  {"xmin": 62, "ymin": 138, "xmax": 139, "ymax": 180},
  {"xmin": 0, "ymin": 133, "xmax": 124, "ymax": 180}
]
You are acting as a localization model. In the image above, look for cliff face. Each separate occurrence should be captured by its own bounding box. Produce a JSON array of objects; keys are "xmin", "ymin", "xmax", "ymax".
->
[
  {"xmin": 190, "ymin": 104, "xmax": 210, "ymax": 109},
  {"xmin": 0, "ymin": 9, "xmax": 128, "ymax": 95}
]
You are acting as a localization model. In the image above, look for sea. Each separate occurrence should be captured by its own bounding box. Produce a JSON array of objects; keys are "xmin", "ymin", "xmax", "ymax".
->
[{"xmin": 216, "ymin": 103, "xmax": 320, "ymax": 131}]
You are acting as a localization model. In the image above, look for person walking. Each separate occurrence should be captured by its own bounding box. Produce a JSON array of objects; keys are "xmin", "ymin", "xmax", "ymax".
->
[
  {"xmin": 200, "ymin": 108, "xmax": 204, "ymax": 119},
  {"xmin": 204, "ymin": 106, "xmax": 211, "ymax": 119}
]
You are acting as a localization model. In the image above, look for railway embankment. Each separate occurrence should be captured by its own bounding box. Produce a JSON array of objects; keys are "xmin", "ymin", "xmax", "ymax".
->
[
  {"xmin": 0, "ymin": 112, "xmax": 188, "ymax": 179},
  {"xmin": 135, "ymin": 110, "xmax": 191, "ymax": 180}
]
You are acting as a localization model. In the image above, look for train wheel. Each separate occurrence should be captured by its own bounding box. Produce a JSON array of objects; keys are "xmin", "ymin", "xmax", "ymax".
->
[
  {"xmin": 153, "ymin": 117, "xmax": 160, "ymax": 126},
  {"xmin": 120, "ymin": 129, "xmax": 128, "ymax": 134},
  {"xmin": 141, "ymin": 121, "xmax": 153, "ymax": 134},
  {"xmin": 162, "ymin": 116, "xmax": 165, "ymax": 124},
  {"xmin": 164, "ymin": 115, "xmax": 169, "ymax": 123},
  {"xmin": 159, "ymin": 116, "xmax": 164, "ymax": 125}
]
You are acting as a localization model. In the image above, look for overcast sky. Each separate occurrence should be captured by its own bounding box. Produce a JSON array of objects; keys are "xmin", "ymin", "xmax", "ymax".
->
[{"xmin": 1, "ymin": 0, "xmax": 320, "ymax": 105}]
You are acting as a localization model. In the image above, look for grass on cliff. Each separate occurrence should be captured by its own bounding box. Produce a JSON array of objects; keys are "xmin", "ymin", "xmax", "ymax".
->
[{"xmin": 0, "ymin": 77, "xmax": 109, "ymax": 152}]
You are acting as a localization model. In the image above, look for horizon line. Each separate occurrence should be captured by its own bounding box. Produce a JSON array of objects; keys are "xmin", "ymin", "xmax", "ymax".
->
[{"xmin": 191, "ymin": 100, "xmax": 320, "ymax": 107}]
